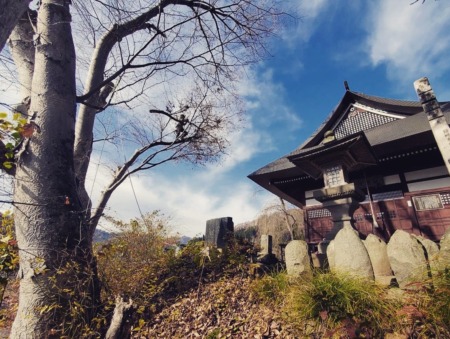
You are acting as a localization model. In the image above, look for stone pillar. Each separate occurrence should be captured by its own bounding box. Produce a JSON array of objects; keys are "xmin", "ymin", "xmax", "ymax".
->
[
  {"xmin": 257, "ymin": 234, "xmax": 277, "ymax": 264},
  {"xmin": 313, "ymin": 183, "xmax": 365, "ymax": 247},
  {"xmin": 259, "ymin": 234, "xmax": 272, "ymax": 255},
  {"xmin": 414, "ymin": 77, "xmax": 450, "ymax": 175}
]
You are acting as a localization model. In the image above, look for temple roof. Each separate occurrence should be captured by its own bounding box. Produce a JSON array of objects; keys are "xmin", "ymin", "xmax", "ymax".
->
[
  {"xmin": 298, "ymin": 90, "xmax": 424, "ymax": 149},
  {"xmin": 248, "ymin": 88, "xmax": 450, "ymax": 207}
]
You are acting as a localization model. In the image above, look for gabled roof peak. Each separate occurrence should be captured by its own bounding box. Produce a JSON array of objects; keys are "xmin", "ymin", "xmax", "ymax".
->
[{"xmin": 299, "ymin": 89, "xmax": 425, "ymax": 150}]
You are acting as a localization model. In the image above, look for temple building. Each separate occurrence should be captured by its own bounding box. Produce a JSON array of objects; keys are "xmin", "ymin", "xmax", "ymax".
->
[{"xmin": 248, "ymin": 82, "xmax": 450, "ymax": 249}]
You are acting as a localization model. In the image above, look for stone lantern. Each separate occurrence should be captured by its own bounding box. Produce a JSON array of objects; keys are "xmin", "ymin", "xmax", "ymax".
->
[{"xmin": 287, "ymin": 132, "xmax": 376, "ymax": 244}]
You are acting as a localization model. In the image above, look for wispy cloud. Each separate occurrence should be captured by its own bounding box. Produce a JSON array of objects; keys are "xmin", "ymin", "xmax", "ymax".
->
[
  {"xmin": 280, "ymin": 0, "xmax": 329, "ymax": 45},
  {"xmin": 365, "ymin": 0, "xmax": 450, "ymax": 88},
  {"xmin": 240, "ymin": 68, "xmax": 303, "ymax": 133}
]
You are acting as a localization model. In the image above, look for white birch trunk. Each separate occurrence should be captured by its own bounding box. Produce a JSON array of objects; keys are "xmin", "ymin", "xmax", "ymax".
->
[
  {"xmin": 0, "ymin": 0, "xmax": 31, "ymax": 52},
  {"xmin": 8, "ymin": 10, "xmax": 35, "ymax": 100},
  {"xmin": 10, "ymin": 1, "xmax": 95, "ymax": 337}
]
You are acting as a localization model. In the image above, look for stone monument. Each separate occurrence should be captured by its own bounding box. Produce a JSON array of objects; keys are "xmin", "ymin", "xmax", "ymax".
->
[
  {"xmin": 205, "ymin": 217, "xmax": 234, "ymax": 248},
  {"xmin": 333, "ymin": 225, "xmax": 374, "ymax": 279},
  {"xmin": 285, "ymin": 240, "xmax": 311, "ymax": 277},
  {"xmin": 387, "ymin": 230, "xmax": 428, "ymax": 289}
]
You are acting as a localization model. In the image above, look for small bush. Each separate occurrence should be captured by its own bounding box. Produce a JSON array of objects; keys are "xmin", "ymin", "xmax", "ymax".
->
[
  {"xmin": 252, "ymin": 271, "xmax": 289, "ymax": 305},
  {"xmin": 96, "ymin": 216, "xmax": 253, "ymax": 335}
]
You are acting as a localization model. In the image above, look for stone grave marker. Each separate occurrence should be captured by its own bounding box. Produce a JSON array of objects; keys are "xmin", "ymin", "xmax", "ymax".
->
[
  {"xmin": 257, "ymin": 234, "xmax": 277, "ymax": 264},
  {"xmin": 334, "ymin": 225, "xmax": 374, "ymax": 279},
  {"xmin": 259, "ymin": 234, "xmax": 272, "ymax": 255},
  {"xmin": 413, "ymin": 234, "xmax": 440, "ymax": 271},
  {"xmin": 205, "ymin": 217, "xmax": 234, "ymax": 248},
  {"xmin": 363, "ymin": 234, "xmax": 394, "ymax": 285},
  {"xmin": 437, "ymin": 226, "xmax": 450, "ymax": 269},
  {"xmin": 326, "ymin": 240, "xmax": 335, "ymax": 271},
  {"xmin": 387, "ymin": 230, "xmax": 428, "ymax": 289},
  {"xmin": 285, "ymin": 240, "xmax": 311, "ymax": 277}
]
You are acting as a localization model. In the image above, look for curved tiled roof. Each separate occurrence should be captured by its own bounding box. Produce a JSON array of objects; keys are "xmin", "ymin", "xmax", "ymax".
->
[
  {"xmin": 353, "ymin": 91, "xmax": 423, "ymax": 111},
  {"xmin": 249, "ymin": 90, "xmax": 450, "ymax": 181},
  {"xmin": 298, "ymin": 90, "xmax": 427, "ymax": 151}
]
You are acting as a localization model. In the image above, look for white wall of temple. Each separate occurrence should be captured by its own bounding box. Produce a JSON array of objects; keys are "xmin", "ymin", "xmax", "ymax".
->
[
  {"xmin": 383, "ymin": 174, "xmax": 401, "ymax": 185},
  {"xmin": 408, "ymin": 177, "xmax": 450, "ymax": 192},
  {"xmin": 405, "ymin": 165, "xmax": 450, "ymax": 192},
  {"xmin": 404, "ymin": 165, "xmax": 448, "ymax": 181}
]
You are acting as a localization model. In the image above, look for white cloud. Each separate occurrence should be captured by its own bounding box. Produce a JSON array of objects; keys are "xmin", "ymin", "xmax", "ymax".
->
[
  {"xmin": 280, "ymin": 0, "xmax": 329, "ymax": 45},
  {"xmin": 92, "ymin": 164, "xmax": 274, "ymax": 237},
  {"xmin": 239, "ymin": 68, "xmax": 303, "ymax": 133},
  {"xmin": 365, "ymin": 0, "xmax": 450, "ymax": 86}
]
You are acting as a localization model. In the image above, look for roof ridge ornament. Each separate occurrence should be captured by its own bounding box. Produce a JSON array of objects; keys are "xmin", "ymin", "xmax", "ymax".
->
[{"xmin": 344, "ymin": 80, "xmax": 350, "ymax": 91}]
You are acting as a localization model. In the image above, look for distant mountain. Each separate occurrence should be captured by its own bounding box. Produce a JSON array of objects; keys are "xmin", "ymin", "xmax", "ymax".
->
[
  {"xmin": 93, "ymin": 229, "xmax": 116, "ymax": 243},
  {"xmin": 179, "ymin": 235, "xmax": 191, "ymax": 245}
]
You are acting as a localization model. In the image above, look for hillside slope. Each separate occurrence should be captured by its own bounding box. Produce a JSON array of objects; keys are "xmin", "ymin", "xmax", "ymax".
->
[{"xmin": 140, "ymin": 275, "xmax": 299, "ymax": 338}]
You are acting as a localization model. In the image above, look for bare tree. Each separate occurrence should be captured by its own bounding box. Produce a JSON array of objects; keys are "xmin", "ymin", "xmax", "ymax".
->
[
  {"xmin": 1, "ymin": 0, "xmax": 286, "ymax": 337},
  {"xmin": 255, "ymin": 201, "xmax": 304, "ymax": 258}
]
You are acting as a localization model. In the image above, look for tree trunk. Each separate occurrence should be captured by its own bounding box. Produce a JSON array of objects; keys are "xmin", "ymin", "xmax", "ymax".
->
[
  {"xmin": 105, "ymin": 296, "xmax": 134, "ymax": 339},
  {"xmin": 279, "ymin": 198, "xmax": 295, "ymax": 241},
  {"xmin": 8, "ymin": 9, "xmax": 36, "ymax": 100},
  {"xmin": 11, "ymin": 1, "xmax": 96, "ymax": 337},
  {"xmin": 0, "ymin": 0, "xmax": 31, "ymax": 52}
]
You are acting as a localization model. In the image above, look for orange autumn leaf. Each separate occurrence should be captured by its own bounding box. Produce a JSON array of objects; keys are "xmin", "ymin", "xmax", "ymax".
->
[{"xmin": 20, "ymin": 123, "xmax": 36, "ymax": 138}]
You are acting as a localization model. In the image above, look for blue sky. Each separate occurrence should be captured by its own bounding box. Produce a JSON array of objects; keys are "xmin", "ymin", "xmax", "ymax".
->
[
  {"xmin": 1, "ymin": 1, "xmax": 450, "ymax": 237},
  {"xmin": 97, "ymin": 0, "xmax": 450, "ymax": 237}
]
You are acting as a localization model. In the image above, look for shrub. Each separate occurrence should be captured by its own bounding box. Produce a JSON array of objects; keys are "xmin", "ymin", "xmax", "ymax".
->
[
  {"xmin": 0, "ymin": 212, "xmax": 18, "ymax": 300},
  {"xmin": 284, "ymin": 272, "xmax": 399, "ymax": 337},
  {"xmin": 95, "ymin": 211, "xmax": 174, "ymax": 301},
  {"xmin": 251, "ymin": 271, "xmax": 289, "ymax": 305},
  {"xmin": 95, "ymin": 216, "xmax": 252, "ymax": 335}
]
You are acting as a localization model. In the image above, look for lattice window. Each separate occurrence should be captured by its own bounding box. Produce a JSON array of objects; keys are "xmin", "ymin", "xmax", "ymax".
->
[
  {"xmin": 308, "ymin": 209, "xmax": 331, "ymax": 219},
  {"xmin": 324, "ymin": 165, "xmax": 345, "ymax": 188},
  {"xmin": 440, "ymin": 193, "xmax": 450, "ymax": 205},
  {"xmin": 334, "ymin": 111, "xmax": 397, "ymax": 139},
  {"xmin": 372, "ymin": 190, "xmax": 404, "ymax": 201}
]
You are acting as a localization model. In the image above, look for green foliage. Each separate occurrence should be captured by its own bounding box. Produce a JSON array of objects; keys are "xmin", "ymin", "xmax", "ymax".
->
[
  {"xmin": 235, "ymin": 225, "xmax": 258, "ymax": 241},
  {"xmin": 285, "ymin": 272, "xmax": 399, "ymax": 336},
  {"xmin": 251, "ymin": 271, "xmax": 289, "ymax": 304},
  {"xmin": 0, "ymin": 211, "xmax": 18, "ymax": 304},
  {"xmin": 428, "ymin": 269, "xmax": 450, "ymax": 334},
  {"xmin": 96, "ymin": 211, "xmax": 173, "ymax": 301},
  {"xmin": 0, "ymin": 111, "xmax": 30, "ymax": 172},
  {"xmin": 0, "ymin": 211, "xmax": 18, "ymax": 275},
  {"xmin": 251, "ymin": 270, "xmax": 401, "ymax": 337}
]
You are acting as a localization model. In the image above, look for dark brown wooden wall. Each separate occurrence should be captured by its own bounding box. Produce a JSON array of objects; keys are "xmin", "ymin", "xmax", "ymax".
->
[{"xmin": 305, "ymin": 187, "xmax": 450, "ymax": 244}]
